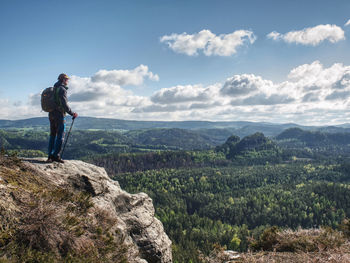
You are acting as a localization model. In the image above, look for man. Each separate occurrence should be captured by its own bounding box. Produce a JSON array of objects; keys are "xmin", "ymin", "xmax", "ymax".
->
[{"xmin": 47, "ymin": 73, "xmax": 78, "ymax": 163}]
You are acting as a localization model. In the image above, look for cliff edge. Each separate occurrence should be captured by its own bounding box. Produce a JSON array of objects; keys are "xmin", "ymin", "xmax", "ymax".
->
[{"xmin": 0, "ymin": 156, "xmax": 172, "ymax": 263}]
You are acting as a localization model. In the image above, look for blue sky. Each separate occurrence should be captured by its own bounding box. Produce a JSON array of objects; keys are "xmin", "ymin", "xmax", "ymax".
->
[{"xmin": 1, "ymin": 0, "xmax": 350, "ymax": 124}]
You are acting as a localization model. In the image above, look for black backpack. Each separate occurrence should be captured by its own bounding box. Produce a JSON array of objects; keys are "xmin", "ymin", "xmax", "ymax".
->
[{"xmin": 41, "ymin": 87, "xmax": 59, "ymax": 112}]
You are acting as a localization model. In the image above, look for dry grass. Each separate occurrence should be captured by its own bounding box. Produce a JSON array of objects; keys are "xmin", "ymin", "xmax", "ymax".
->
[
  {"xmin": 240, "ymin": 227, "xmax": 350, "ymax": 263},
  {"xmin": 240, "ymin": 245, "xmax": 350, "ymax": 263},
  {"xmin": 16, "ymin": 199, "xmax": 68, "ymax": 253},
  {"xmin": 201, "ymin": 226, "xmax": 350, "ymax": 263},
  {"xmin": 0, "ymin": 155, "xmax": 129, "ymax": 263},
  {"xmin": 250, "ymin": 226, "xmax": 345, "ymax": 252},
  {"xmin": 340, "ymin": 218, "xmax": 350, "ymax": 238}
]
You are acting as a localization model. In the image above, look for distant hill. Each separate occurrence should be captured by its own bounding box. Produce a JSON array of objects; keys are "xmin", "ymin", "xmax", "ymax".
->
[
  {"xmin": 0, "ymin": 117, "xmax": 48, "ymax": 129},
  {"xmin": 233, "ymin": 132, "xmax": 277, "ymax": 153},
  {"xmin": 3, "ymin": 117, "xmax": 350, "ymax": 138},
  {"xmin": 194, "ymin": 128, "xmax": 234, "ymax": 145},
  {"xmin": 216, "ymin": 132, "xmax": 282, "ymax": 164},
  {"xmin": 125, "ymin": 128, "xmax": 216, "ymax": 150},
  {"xmin": 0, "ymin": 117, "xmax": 256, "ymax": 130},
  {"xmin": 276, "ymin": 127, "xmax": 350, "ymax": 147},
  {"xmin": 0, "ymin": 127, "xmax": 233, "ymax": 158}
]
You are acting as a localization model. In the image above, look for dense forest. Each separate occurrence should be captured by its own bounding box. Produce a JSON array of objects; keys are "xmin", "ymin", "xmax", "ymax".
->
[
  {"xmin": 3, "ymin": 126, "xmax": 350, "ymax": 159},
  {"xmin": 87, "ymin": 131, "xmax": 350, "ymax": 262},
  {"xmin": 110, "ymin": 164, "xmax": 350, "ymax": 261},
  {"xmin": 1, "ymin": 125, "xmax": 350, "ymax": 262}
]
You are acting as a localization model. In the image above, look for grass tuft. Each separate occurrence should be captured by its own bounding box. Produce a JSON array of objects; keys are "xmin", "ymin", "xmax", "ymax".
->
[
  {"xmin": 250, "ymin": 226, "xmax": 346, "ymax": 253},
  {"xmin": 0, "ymin": 156, "xmax": 130, "ymax": 263}
]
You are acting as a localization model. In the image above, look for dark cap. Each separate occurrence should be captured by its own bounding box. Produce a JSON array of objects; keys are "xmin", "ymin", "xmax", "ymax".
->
[{"xmin": 58, "ymin": 73, "xmax": 69, "ymax": 81}]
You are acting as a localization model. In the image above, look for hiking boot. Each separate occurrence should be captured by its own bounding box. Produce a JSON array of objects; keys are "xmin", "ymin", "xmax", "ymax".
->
[
  {"xmin": 46, "ymin": 155, "xmax": 54, "ymax": 163},
  {"xmin": 53, "ymin": 156, "xmax": 65, "ymax": 163}
]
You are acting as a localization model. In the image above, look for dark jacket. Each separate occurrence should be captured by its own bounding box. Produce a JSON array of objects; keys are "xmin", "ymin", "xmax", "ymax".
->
[{"xmin": 53, "ymin": 81, "xmax": 74, "ymax": 116}]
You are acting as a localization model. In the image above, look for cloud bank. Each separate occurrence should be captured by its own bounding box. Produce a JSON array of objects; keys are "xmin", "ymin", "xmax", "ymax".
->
[
  {"xmin": 4, "ymin": 61, "xmax": 350, "ymax": 125},
  {"xmin": 160, "ymin": 29, "xmax": 256, "ymax": 56},
  {"xmin": 267, "ymin": 24, "xmax": 345, "ymax": 46},
  {"xmin": 133, "ymin": 60, "xmax": 350, "ymax": 125},
  {"xmin": 11, "ymin": 65, "xmax": 158, "ymax": 120}
]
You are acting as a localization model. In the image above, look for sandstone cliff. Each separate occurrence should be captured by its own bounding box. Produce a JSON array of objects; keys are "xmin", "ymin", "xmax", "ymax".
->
[{"xmin": 0, "ymin": 156, "xmax": 172, "ymax": 263}]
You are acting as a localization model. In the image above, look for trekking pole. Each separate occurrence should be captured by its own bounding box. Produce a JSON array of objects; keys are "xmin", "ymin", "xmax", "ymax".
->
[{"xmin": 61, "ymin": 117, "xmax": 75, "ymax": 158}]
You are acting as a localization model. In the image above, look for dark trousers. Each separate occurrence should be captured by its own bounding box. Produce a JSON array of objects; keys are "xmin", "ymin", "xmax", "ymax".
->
[{"xmin": 48, "ymin": 111, "xmax": 66, "ymax": 158}]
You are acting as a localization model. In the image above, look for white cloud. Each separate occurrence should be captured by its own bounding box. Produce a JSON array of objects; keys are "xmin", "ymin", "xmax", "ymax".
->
[
  {"xmin": 67, "ymin": 64, "xmax": 159, "ymax": 108},
  {"xmin": 0, "ymin": 98, "xmax": 43, "ymax": 120},
  {"xmin": 66, "ymin": 65, "xmax": 157, "ymax": 117},
  {"xmin": 325, "ymin": 90, "xmax": 350, "ymax": 101},
  {"xmin": 345, "ymin": 19, "xmax": 350, "ymax": 26},
  {"xmin": 221, "ymin": 74, "xmax": 274, "ymax": 96},
  {"xmin": 267, "ymin": 24, "xmax": 345, "ymax": 46},
  {"xmin": 91, "ymin": 64, "xmax": 159, "ymax": 86},
  {"xmin": 132, "ymin": 104, "xmax": 184, "ymax": 113},
  {"xmin": 231, "ymin": 93, "xmax": 295, "ymax": 106},
  {"xmin": 29, "ymin": 93, "xmax": 41, "ymax": 106},
  {"xmin": 12, "ymin": 65, "xmax": 158, "ymax": 120},
  {"xmin": 151, "ymin": 84, "xmax": 220, "ymax": 104},
  {"xmin": 287, "ymin": 61, "xmax": 350, "ymax": 93},
  {"xmin": 204, "ymin": 30, "xmax": 256, "ymax": 56},
  {"xmin": 52, "ymin": 61, "xmax": 350, "ymax": 125},
  {"xmin": 4, "ymin": 61, "xmax": 350, "ymax": 125},
  {"xmin": 160, "ymin": 29, "xmax": 256, "ymax": 56},
  {"xmin": 267, "ymin": 31, "xmax": 281, "ymax": 41},
  {"xmin": 133, "ymin": 61, "xmax": 350, "ymax": 125}
]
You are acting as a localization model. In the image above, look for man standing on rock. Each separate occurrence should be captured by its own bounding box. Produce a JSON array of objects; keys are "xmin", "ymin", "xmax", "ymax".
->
[{"xmin": 47, "ymin": 73, "xmax": 78, "ymax": 163}]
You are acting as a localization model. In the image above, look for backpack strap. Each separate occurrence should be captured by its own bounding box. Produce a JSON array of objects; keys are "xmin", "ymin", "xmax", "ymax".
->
[{"xmin": 54, "ymin": 86, "xmax": 63, "ymax": 111}]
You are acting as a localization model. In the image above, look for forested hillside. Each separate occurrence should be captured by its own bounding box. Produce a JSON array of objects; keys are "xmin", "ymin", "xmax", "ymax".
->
[
  {"xmin": 0, "ymin": 128, "xmax": 230, "ymax": 158},
  {"xmin": 109, "ymin": 163, "xmax": 350, "ymax": 261},
  {"xmin": 276, "ymin": 127, "xmax": 350, "ymax": 157},
  {"xmin": 87, "ymin": 132, "xmax": 350, "ymax": 262},
  {"xmin": 124, "ymin": 128, "xmax": 217, "ymax": 150},
  {"xmin": 2, "ymin": 125, "xmax": 350, "ymax": 262},
  {"xmin": 277, "ymin": 127, "xmax": 350, "ymax": 146}
]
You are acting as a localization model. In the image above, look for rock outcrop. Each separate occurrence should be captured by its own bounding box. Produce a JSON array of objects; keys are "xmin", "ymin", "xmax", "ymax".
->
[{"xmin": 13, "ymin": 158, "xmax": 172, "ymax": 263}]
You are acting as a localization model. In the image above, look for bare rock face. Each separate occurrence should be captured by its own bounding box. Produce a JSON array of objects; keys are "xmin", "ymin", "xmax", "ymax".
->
[{"xmin": 23, "ymin": 158, "xmax": 172, "ymax": 263}]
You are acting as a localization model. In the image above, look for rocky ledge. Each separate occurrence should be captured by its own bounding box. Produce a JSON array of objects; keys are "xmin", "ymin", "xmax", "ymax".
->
[{"xmin": 1, "ymin": 157, "xmax": 172, "ymax": 263}]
